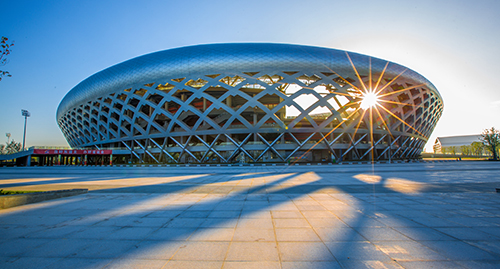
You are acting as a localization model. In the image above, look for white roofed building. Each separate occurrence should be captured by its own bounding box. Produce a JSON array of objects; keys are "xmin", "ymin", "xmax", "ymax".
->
[{"xmin": 433, "ymin": 135, "xmax": 484, "ymax": 155}]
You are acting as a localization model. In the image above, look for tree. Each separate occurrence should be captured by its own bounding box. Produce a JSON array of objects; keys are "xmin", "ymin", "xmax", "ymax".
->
[
  {"xmin": 0, "ymin": 36, "xmax": 14, "ymax": 81},
  {"xmin": 471, "ymin": 141, "xmax": 484, "ymax": 156},
  {"xmin": 449, "ymin": 146, "xmax": 457, "ymax": 155},
  {"xmin": 481, "ymin": 127, "xmax": 500, "ymax": 160},
  {"xmin": 0, "ymin": 140, "xmax": 22, "ymax": 154},
  {"xmin": 460, "ymin": 145, "xmax": 471, "ymax": 156}
]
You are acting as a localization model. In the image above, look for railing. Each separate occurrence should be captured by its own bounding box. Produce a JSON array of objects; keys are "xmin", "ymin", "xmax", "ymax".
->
[{"xmin": 29, "ymin": 146, "xmax": 73, "ymax": 150}]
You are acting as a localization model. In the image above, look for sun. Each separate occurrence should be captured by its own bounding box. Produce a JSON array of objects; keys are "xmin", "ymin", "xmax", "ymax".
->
[{"xmin": 360, "ymin": 91, "xmax": 379, "ymax": 109}]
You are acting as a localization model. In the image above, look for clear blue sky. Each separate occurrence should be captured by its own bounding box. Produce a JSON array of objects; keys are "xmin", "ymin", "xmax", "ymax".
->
[{"xmin": 1, "ymin": 0, "xmax": 499, "ymax": 151}]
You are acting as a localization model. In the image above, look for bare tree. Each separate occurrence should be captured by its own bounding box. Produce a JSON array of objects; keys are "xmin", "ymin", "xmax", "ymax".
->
[
  {"xmin": 433, "ymin": 143, "xmax": 439, "ymax": 154},
  {"xmin": 0, "ymin": 36, "xmax": 14, "ymax": 81},
  {"xmin": 480, "ymin": 127, "xmax": 500, "ymax": 160}
]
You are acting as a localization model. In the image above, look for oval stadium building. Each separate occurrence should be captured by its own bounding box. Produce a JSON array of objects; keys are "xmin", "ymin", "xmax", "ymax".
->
[{"xmin": 57, "ymin": 43, "xmax": 443, "ymax": 164}]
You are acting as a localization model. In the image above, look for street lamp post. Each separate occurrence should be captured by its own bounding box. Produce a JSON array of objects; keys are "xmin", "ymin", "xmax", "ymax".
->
[{"xmin": 21, "ymin": 109, "xmax": 30, "ymax": 151}]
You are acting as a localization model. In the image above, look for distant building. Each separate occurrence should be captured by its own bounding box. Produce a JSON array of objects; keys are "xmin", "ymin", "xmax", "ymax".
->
[{"xmin": 433, "ymin": 135, "xmax": 483, "ymax": 155}]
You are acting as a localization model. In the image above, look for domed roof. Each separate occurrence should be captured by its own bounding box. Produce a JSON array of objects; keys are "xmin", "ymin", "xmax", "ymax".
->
[{"xmin": 57, "ymin": 43, "xmax": 438, "ymax": 119}]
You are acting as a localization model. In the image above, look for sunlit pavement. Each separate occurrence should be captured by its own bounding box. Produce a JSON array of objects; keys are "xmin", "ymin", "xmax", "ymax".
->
[{"xmin": 1, "ymin": 162, "xmax": 500, "ymax": 269}]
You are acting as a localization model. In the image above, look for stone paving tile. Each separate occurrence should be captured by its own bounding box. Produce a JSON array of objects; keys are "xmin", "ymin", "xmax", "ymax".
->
[
  {"xmin": 392, "ymin": 227, "xmax": 456, "ymax": 241},
  {"xmin": 411, "ymin": 216, "xmax": 465, "ymax": 228},
  {"xmin": 455, "ymin": 260, "xmax": 500, "ymax": 269},
  {"xmin": 378, "ymin": 204, "xmax": 412, "ymax": 211},
  {"xmin": 166, "ymin": 217, "xmax": 206, "ymax": 228},
  {"xmin": 325, "ymin": 242, "xmax": 393, "ymax": 261},
  {"xmin": 274, "ymin": 218, "xmax": 311, "ymax": 228},
  {"xmin": 208, "ymin": 210, "xmax": 241, "ymax": 218},
  {"xmin": 1, "ymin": 257, "xmax": 62, "ymax": 269},
  {"xmin": 435, "ymin": 227, "xmax": 498, "ymax": 240},
  {"xmin": 281, "ymin": 261, "xmax": 342, "ymax": 269},
  {"xmin": 24, "ymin": 225, "xmax": 84, "ymax": 239},
  {"xmin": 73, "ymin": 239, "xmax": 140, "ymax": 259},
  {"xmin": 271, "ymin": 210, "xmax": 303, "ymax": 219},
  {"xmin": 147, "ymin": 227, "xmax": 197, "ymax": 241},
  {"xmin": 39, "ymin": 257, "xmax": 112, "ymax": 269},
  {"xmin": 371, "ymin": 215, "xmax": 425, "ymax": 228},
  {"xmin": 0, "ymin": 225, "xmax": 45, "ymax": 240},
  {"xmin": 279, "ymin": 242, "xmax": 336, "ymax": 261},
  {"xmin": 419, "ymin": 240, "xmax": 499, "ymax": 260},
  {"xmin": 276, "ymin": 228, "xmax": 321, "ymax": 242},
  {"xmin": 373, "ymin": 240, "xmax": 448, "ymax": 261},
  {"xmin": 105, "ymin": 258, "xmax": 167, "ymax": 269},
  {"xmin": 213, "ymin": 205, "xmax": 244, "ymax": 211},
  {"xmin": 397, "ymin": 261, "xmax": 465, "ymax": 269},
  {"xmin": 233, "ymin": 228, "xmax": 275, "ymax": 242},
  {"xmin": 445, "ymin": 216, "xmax": 500, "ymax": 227},
  {"xmin": 241, "ymin": 210, "xmax": 272, "ymax": 219},
  {"xmin": 0, "ymin": 238, "xmax": 53, "ymax": 257},
  {"xmin": 120, "ymin": 217, "xmax": 172, "ymax": 227},
  {"xmin": 67, "ymin": 226, "xmax": 122, "ymax": 239},
  {"xmin": 354, "ymin": 227, "xmax": 410, "ymax": 241},
  {"xmin": 463, "ymin": 240, "xmax": 500, "ymax": 256},
  {"xmin": 179, "ymin": 210, "xmax": 211, "ymax": 218},
  {"xmin": 199, "ymin": 218, "xmax": 238, "ymax": 228},
  {"xmin": 306, "ymin": 217, "xmax": 349, "ymax": 228},
  {"xmin": 226, "ymin": 242, "xmax": 279, "ymax": 261},
  {"xmin": 164, "ymin": 260, "xmax": 223, "ymax": 268},
  {"xmin": 223, "ymin": 261, "xmax": 280, "ymax": 269},
  {"xmin": 301, "ymin": 210, "xmax": 336, "ymax": 218},
  {"xmin": 392, "ymin": 210, "xmax": 434, "ymax": 219},
  {"xmin": 271, "ymin": 203, "xmax": 300, "ymax": 211},
  {"xmin": 296, "ymin": 204, "xmax": 325, "ymax": 211},
  {"xmin": 339, "ymin": 260, "xmax": 405, "ymax": 269},
  {"xmin": 237, "ymin": 218, "xmax": 274, "ymax": 229},
  {"xmin": 314, "ymin": 227, "xmax": 366, "ymax": 241},
  {"xmin": 146, "ymin": 210, "xmax": 183, "ymax": 218},
  {"xmin": 26, "ymin": 238, "xmax": 93, "ymax": 258},
  {"xmin": 105, "ymin": 227, "xmax": 157, "ymax": 240},
  {"xmin": 345, "ymin": 218, "xmax": 387, "ymax": 228},
  {"xmin": 189, "ymin": 228, "xmax": 235, "ymax": 241},
  {"xmin": 171, "ymin": 242, "xmax": 230, "ymax": 261},
  {"xmin": 122, "ymin": 240, "xmax": 183, "ymax": 260}
]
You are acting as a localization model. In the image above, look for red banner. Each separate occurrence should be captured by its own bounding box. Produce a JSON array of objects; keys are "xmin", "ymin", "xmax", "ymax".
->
[{"xmin": 33, "ymin": 149, "xmax": 112, "ymax": 155}]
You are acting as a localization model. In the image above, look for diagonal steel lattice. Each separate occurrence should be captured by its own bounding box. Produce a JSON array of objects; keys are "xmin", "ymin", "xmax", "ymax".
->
[{"xmin": 57, "ymin": 43, "xmax": 443, "ymax": 163}]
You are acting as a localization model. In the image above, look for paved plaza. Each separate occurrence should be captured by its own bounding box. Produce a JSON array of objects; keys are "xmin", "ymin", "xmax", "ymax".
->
[{"xmin": 0, "ymin": 162, "xmax": 500, "ymax": 268}]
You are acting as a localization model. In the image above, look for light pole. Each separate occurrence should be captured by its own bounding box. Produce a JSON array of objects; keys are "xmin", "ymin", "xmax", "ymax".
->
[{"xmin": 21, "ymin": 109, "xmax": 30, "ymax": 151}]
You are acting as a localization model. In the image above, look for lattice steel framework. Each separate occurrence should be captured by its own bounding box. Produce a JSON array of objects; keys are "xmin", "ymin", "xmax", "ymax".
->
[{"xmin": 57, "ymin": 43, "xmax": 443, "ymax": 163}]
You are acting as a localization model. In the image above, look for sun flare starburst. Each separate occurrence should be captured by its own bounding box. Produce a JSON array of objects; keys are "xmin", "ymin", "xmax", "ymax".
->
[
  {"xmin": 360, "ymin": 91, "xmax": 379, "ymax": 110},
  {"xmin": 290, "ymin": 51, "xmax": 437, "ymax": 166}
]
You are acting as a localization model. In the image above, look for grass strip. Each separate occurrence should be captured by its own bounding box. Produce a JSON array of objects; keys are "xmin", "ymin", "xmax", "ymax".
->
[{"xmin": 0, "ymin": 189, "xmax": 43, "ymax": 195}]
